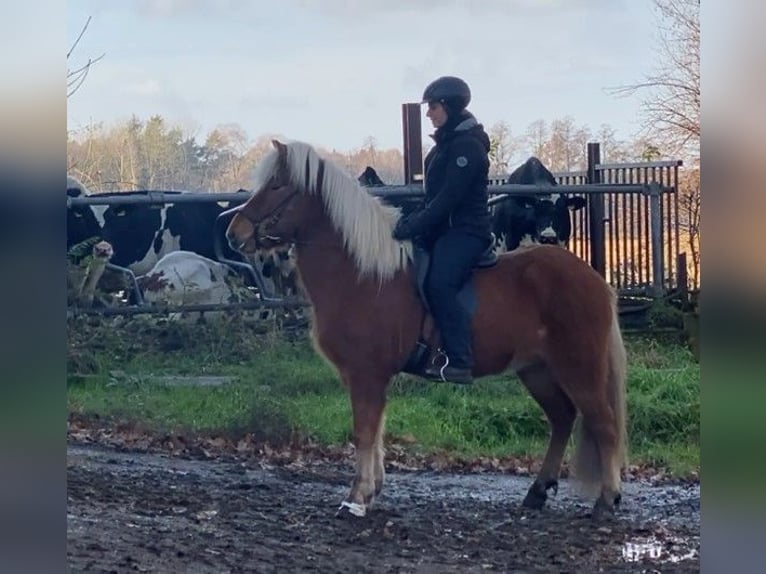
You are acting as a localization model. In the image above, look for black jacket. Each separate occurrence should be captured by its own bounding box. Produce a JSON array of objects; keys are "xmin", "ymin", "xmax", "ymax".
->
[{"xmin": 398, "ymin": 111, "xmax": 492, "ymax": 246}]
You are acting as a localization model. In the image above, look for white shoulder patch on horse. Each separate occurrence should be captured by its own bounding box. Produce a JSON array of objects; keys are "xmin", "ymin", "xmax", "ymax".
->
[{"xmin": 456, "ymin": 156, "xmax": 468, "ymax": 167}]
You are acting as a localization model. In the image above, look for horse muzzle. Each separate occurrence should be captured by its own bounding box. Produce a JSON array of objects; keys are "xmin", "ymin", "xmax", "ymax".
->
[
  {"xmin": 255, "ymin": 233, "xmax": 285, "ymax": 250},
  {"xmin": 226, "ymin": 228, "xmax": 256, "ymax": 253}
]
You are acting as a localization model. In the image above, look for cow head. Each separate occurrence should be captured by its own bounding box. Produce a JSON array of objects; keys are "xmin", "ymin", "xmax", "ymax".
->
[
  {"xmin": 100, "ymin": 195, "xmax": 166, "ymax": 269},
  {"xmin": 491, "ymin": 157, "xmax": 587, "ymax": 250},
  {"xmin": 67, "ymin": 179, "xmax": 102, "ymax": 253},
  {"xmin": 529, "ymin": 194, "xmax": 587, "ymax": 246}
]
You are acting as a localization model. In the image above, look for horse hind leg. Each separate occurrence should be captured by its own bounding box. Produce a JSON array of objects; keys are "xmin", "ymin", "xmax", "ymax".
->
[
  {"xmin": 573, "ymin": 405, "xmax": 623, "ymax": 519},
  {"xmin": 556, "ymin": 361, "xmax": 626, "ymax": 518},
  {"xmin": 337, "ymin": 373, "xmax": 387, "ymax": 518},
  {"xmin": 517, "ymin": 364, "xmax": 577, "ymax": 510}
]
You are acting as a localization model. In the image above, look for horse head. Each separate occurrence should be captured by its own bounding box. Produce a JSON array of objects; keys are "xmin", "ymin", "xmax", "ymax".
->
[{"xmin": 225, "ymin": 139, "xmax": 323, "ymax": 254}]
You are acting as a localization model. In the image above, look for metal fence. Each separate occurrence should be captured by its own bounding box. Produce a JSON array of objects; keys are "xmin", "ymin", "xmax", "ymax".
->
[{"xmin": 487, "ymin": 152, "xmax": 684, "ymax": 297}]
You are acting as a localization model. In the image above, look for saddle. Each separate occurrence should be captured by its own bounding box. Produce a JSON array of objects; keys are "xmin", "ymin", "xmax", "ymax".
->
[{"xmin": 401, "ymin": 237, "xmax": 497, "ymax": 376}]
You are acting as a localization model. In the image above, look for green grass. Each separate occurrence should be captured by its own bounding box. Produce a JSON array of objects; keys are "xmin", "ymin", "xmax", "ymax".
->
[{"xmin": 67, "ymin": 317, "xmax": 700, "ymax": 478}]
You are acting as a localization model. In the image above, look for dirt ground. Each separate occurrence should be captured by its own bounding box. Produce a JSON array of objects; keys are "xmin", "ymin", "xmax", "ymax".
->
[{"xmin": 67, "ymin": 442, "xmax": 699, "ymax": 573}]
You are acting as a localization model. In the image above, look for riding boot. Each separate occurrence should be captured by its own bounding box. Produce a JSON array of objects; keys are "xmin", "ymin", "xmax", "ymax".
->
[
  {"xmin": 423, "ymin": 349, "xmax": 474, "ymax": 384},
  {"xmin": 423, "ymin": 362, "xmax": 474, "ymax": 384}
]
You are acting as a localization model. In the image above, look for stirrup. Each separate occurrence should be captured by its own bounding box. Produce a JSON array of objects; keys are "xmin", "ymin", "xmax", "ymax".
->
[{"xmin": 424, "ymin": 349, "xmax": 450, "ymax": 382}]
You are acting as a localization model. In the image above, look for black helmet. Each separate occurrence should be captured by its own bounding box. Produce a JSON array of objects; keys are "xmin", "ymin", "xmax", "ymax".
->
[{"xmin": 421, "ymin": 76, "xmax": 471, "ymax": 110}]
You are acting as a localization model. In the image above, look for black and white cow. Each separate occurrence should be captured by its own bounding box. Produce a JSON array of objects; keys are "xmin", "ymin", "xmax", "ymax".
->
[
  {"xmin": 491, "ymin": 157, "xmax": 586, "ymax": 251},
  {"xmin": 67, "ymin": 178, "xmax": 241, "ymax": 275},
  {"xmin": 66, "ymin": 177, "xmax": 296, "ymax": 298}
]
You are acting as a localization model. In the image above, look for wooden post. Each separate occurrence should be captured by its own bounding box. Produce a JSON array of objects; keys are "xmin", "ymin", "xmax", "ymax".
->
[
  {"xmin": 649, "ymin": 182, "xmax": 665, "ymax": 298},
  {"xmin": 401, "ymin": 103, "xmax": 423, "ymax": 184},
  {"xmin": 587, "ymin": 142, "xmax": 606, "ymax": 278}
]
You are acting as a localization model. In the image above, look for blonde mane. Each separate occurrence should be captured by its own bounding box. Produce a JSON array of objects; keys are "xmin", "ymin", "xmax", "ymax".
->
[{"xmin": 250, "ymin": 140, "xmax": 412, "ymax": 281}]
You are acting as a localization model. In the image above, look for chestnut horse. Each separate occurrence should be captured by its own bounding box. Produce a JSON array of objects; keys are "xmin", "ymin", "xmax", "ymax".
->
[{"xmin": 225, "ymin": 139, "xmax": 628, "ymax": 520}]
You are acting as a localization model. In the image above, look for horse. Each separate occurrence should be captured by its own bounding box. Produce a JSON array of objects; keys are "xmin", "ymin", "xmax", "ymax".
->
[{"xmin": 224, "ymin": 139, "xmax": 628, "ymax": 520}]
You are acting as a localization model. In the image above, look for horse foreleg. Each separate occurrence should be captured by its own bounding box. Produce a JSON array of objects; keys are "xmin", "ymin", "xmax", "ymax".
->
[
  {"xmin": 518, "ymin": 366, "xmax": 577, "ymax": 510},
  {"xmin": 338, "ymin": 375, "xmax": 387, "ymax": 518}
]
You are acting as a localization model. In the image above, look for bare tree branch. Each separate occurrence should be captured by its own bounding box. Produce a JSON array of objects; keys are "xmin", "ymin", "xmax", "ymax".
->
[
  {"xmin": 68, "ymin": 15, "xmax": 91, "ymax": 59},
  {"xmin": 67, "ymin": 16, "xmax": 105, "ymax": 99},
  {"xmin": 606, "ymin": 0, "xmax": 699, "ymax": 159}
]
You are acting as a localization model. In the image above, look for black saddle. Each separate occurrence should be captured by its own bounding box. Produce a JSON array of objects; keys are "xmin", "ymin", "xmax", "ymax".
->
[{"xmin": 476, "ymin": 238, "xmax": 498, "ymax": 268}]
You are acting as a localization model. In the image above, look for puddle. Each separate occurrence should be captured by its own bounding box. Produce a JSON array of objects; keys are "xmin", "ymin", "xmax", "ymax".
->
[
  {"xmin": 379, "ymin": 471, "xmax": 699, "ymax": 528},
  {"xmin": 622, "ymin": 535, "xmax": 699, "ymax": 564}
]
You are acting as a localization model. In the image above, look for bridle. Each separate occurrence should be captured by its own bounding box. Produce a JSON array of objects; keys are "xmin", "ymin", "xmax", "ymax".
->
[{"xmin": 232, "ymin": 156, "xmax": 325, "ymax": 245}]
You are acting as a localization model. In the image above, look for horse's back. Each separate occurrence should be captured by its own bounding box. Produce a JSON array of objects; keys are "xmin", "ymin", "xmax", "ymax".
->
[
  {"xmin": 469, "ymin": 244, "xmax": 615, "ymax": 376},
  {"xmin": 493, "ymin": 245, "xmax": 611, "ymax": 298},
  {"xmin": 475, "ymin": 245, "xmax": 614, "ymax": 333}
]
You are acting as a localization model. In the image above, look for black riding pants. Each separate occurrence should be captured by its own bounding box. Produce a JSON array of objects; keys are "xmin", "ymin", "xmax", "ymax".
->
[{"xmin": 425, "ymin": 230, "xmax": 488, "ymax": 369}]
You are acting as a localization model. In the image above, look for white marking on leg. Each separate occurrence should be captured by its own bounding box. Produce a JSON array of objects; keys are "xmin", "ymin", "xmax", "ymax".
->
[
  {"xmin": 373, "ymin": 414, "xmax": 386, "ymax": 492},
  {"xmin": 338, "ymin": 501, "xmax": 366, "ymax": 517}
]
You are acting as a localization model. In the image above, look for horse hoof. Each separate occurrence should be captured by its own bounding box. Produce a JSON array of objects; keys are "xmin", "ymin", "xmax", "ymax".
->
[
  {"xmin": 521, "ymin": 480, "xmax": 558, "ymax": 510},
  {"xmin": 336, "ymin": 500, "xmax": 366, "ymax": 518},
  {"xmin": 591, "ymin": 497, "xmax": 617, "ymax": 520},
  {"xmin": 522, "ymin": 491, "xmax": 546, "ymax": 510}
]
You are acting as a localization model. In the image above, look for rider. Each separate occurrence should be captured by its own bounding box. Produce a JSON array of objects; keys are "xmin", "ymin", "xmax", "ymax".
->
[{"xmin": 392, "ymin": 75, "xmax": 493, "ymax": 385}]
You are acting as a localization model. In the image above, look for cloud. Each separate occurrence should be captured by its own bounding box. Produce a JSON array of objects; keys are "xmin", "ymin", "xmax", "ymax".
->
[
  {"xmin": 286, "ymin": 0, "xmax": 622, "ymax": 20},
  {"xmin": 124, "ymin": 79, "xmax": 162, "ymax": 96},
  {"xmin": 237, "ymin": 94, "xmax": 308, "ymax": 111},
  {"xmin": 134, "ymin": 0, "xmax": 242, "ymax": 18}
]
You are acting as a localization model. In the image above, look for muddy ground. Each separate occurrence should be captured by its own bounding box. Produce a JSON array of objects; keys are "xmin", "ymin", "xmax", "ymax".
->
[{"xmin": 67, "ymin": 442, "xmax": 699, "ymax": 573}]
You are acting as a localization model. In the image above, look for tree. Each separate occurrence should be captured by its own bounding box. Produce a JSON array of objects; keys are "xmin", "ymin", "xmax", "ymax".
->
[
  {"xmin": 487, "ymin": 121, "xmax": 519, "ymax": 177},
  {"xmin": 610, "ymin": 0, "xmax": 700, "ymax": 159},
  {"xmin": 548, "ymin": 116, "xmax": 591, "ymax": 171},
  {"xmin": 523, "ymin": 120, "xmax": 549, "ymax": 165},
  {"xmin": 610, "ymin": 0, "xmax": 700, "ymax": 288},
  {"xmin": 679, "ymin": 168, "xmax": 701, "ymax": 288},
  {"xmin": 359, "ymin": 136, "xmax": 379, "ymax": 168},
  {"xmin": 595, "ymin": 124, "xmax": 633, "ymax": 163}
]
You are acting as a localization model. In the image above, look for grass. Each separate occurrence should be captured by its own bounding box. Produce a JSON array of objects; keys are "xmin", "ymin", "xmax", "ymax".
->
[{"xmin": 67, "ymin": 316, "xmax": 700, "ymax": 478}]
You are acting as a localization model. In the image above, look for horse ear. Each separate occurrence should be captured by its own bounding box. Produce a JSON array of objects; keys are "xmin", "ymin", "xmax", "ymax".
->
[{"xmin": 567, "ymin": 196, "xmax": 587, "ymax": 211}]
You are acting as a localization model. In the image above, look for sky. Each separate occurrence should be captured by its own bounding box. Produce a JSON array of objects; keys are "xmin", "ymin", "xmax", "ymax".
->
[{"xmin": 67, "ymin": 0, "xmax": 671, "ymax": 153}]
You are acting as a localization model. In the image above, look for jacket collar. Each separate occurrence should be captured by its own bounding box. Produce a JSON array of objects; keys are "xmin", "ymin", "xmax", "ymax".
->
[{"xmin": 430, "ymin": 111, "xmax": 477, "ymax": 143}]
